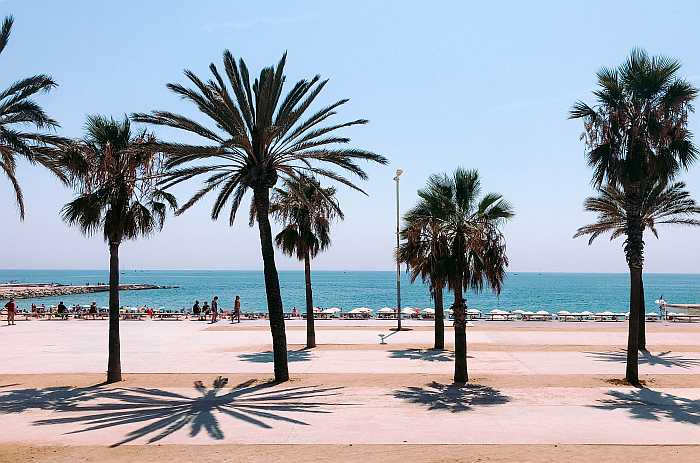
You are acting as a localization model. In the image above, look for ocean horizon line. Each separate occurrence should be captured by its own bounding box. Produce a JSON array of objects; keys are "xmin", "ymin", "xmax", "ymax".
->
[{"xmin": 1, "ymin": 268, "xmax": 700, "ymax": 276}]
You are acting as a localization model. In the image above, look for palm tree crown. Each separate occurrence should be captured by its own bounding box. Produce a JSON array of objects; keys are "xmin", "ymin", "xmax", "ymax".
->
[
  {"xmin": 570, "ymin": 49, "xmax": 698, "ymax": 189},
  {"xmin": 270, "ymin": 175, "xmax": 343, "ymax": 260},
  {"xmin": 0, "ymin": 15, "xmax": 64, "ymax": 218},
  {"xmin": 132, "ymin": 51, "xmax": 387, "ymax": 221},
  {"xmin": 61, "ymin": 116, "xmax": 177, "ymax": 243},
  {"xmin": 433, "ymin": 169, "xmax": 514, "ymax": 297},
  {"xmin": 575, "ymin": 180, "xmax": 700, "ymax": 244}
]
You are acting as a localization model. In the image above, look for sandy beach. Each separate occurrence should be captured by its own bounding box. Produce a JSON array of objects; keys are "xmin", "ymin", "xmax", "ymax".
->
[{"xmin": 0, "ymin": 318, "xmax": 699, "ymax": 462}]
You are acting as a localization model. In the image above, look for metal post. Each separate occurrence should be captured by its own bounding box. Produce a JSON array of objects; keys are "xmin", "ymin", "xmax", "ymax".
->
[{"xmin": 394, "ymin": 169, "xmax": 403, "ymax": 331}]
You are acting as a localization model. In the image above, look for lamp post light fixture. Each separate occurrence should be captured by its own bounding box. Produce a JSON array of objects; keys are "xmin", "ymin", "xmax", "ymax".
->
[{"xmin": 394, "ymin": 169, "xmax": 403, "ymax": 331}]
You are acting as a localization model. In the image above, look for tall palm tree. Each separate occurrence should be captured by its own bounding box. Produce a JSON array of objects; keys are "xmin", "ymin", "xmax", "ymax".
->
[
  {"xmin": 0, "ymin": 15, "xmax": 65, "ymax": 219},
  {"xmin": 398, "ymin": 182, "xmax": 449, "ymax": 350},
  {"xmin": 575, "ymin": 180, "xmax": 700, "ymax": 349},
  {"xmin": 132, "ymin": 51, "xmax": 386, "ymax": 382},
  {"xmin": 269, "ymin": 175, "xmax": 343, "ymax": 348},
  {"xmin": 405, "ymin": 169, "xmax": 513, "ymax": 383},
  {"xmin": 60, "ymin": 116, "xmax": 177, "ymax": 383},
  {"xmin": 570, "ymin": 49, "xmax": 698, "ymax": 384}
]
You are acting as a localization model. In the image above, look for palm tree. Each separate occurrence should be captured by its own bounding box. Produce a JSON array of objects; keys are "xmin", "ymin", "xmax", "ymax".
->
[
  {"xmin": 404, "ymin": 169, "xmax": 513, "ymax": 383},
  {"xmin": 0, "ymin": 15, "xmax": 65, "ymax": 219},
  {"xmin": 60, "ymin": 116, "xmax": 177, "ymax": 383},
  {"xmin": 132, "ymin": 51, "xmax": 386, "ymax": 382},
  {"xmin": 575, "ymin": 180, "xmax": 700, "ymax": 349},
  {"xmin": 570, "ymin": 49, "xmax": 698, "ymax": 383},
  {"xmin": 269, "ymin": 175, "xmax": 343, "ymax": 348},
  {"xmin": 398, "ymin": 182, "xmax": 449, "ymax": 350}
]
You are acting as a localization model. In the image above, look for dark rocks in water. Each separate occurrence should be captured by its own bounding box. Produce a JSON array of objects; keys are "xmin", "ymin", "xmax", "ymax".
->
[{"xmin": 0, "ymin": 283, "xmax": 178, "ymax": 300}]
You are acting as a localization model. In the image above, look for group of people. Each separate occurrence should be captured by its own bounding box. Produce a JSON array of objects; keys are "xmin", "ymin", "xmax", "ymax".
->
[
  {"xmin": 4, "ymin": 297, "xmax": 244, "ymax": 325},
  {"xmin": 191, "ymin": 295, "xmax": 241, "ymax": 323},
  {"xmin": 3, "ymin": 299, "xmax": 103, "ymax": 324}
]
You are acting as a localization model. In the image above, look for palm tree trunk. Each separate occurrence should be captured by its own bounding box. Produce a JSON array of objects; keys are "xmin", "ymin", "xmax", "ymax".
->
[
  {"xmin": 434, "ymin": 284, "xmax": 445, "ymax": 350},
  {"xmin": 624, "ymin": 185, "xmax": 643, "ymax": 385},
  {"xmin": 638, "ymin": 272, "xmax": 646, "ymax": 350},
  {"xmin": 107, "ymin": 241, "xmax": 122, "ymax": 383},
  {"xmin": 304, "ymin": 250, "xmax": 316, "ymax": 348},
  {"xmin": 253, "ymin": 185, "xmax": 289, "ymax": 382},
  {"xmin": 453, "ymin": 284, "xmax": 468, "ymax": 383},
  {"xmin": 626, "ymin": 266, "xmax": 642, "ymax": 384}
]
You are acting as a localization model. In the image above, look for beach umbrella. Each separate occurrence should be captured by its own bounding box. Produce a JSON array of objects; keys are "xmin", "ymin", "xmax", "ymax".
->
[
  {"xmin": 401, "ymin": 307, "xmax": 418, "ymax": 315},
  {"xmin": 313, "ymin": 307, "xmax": 322, "ymax": 313},
  {"xmin": 535, "ymin": 310, "xmax": 550, "ymax": 315},
  {"xmin": 378, "ymin": 307, "xmax": 394, "ymax": 314},
  {"xmin": 557, "ymin": 310, "xmax": 571, "ymax": 315},
  {"xmin": 467, "ymin": 308, "xmax": 481, "ymax": 315},
  {"xmin": 421, "ymin": 308, "xmax": 435, "ymax": 314},
  {"xmin": 348, "ymin": 308, "xmax": 365, "ymax": 314},
  {"xmin": 596, "ymin": 311, "xmax": 614, "ymax": 315},
  {"xmin": 646, "ymin": 312, "xmax": 659, "ymax": 317},
  {"xmin": 490, "ymin": 309, "xmax": 508, "ymax": 315},
  {"xmin": 322, "ymin": 307, "xmax": 341, "ymax": 314},
  {"xmin": 512, "ymin": 309, "xmax": 525, "ymax": 314},
  {"xmin": 579, "ymin": 311, "xmax": 593, "ymax": 316}
]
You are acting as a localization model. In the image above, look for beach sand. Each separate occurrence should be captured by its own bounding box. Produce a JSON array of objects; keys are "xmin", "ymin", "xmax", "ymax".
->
[{"xmin": 2, "ymin": 444, "xmax": 700, "ymax": 463}]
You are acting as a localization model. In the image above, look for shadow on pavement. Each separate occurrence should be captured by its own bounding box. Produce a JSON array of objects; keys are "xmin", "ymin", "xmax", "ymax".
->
[
  {"xmin": 586, "ymin": 349, "xmax": 700, "ymax": 369},
  {"xmin": 0, "ymin": 376, "xmax": 346, "ymax": 446},
  {"xmin": 389, "ymin": 348, "xmax": 460, "ymax": 362},
  {"xmin": 238, "ymin": 350, "xmax": 313, "ymax": 363},
  {"xmin": 593, "ymin": 388, "xmax": 700, "ymax": 424},
  {"xmin": 393, "ymin": 381, "xmax": 510, "ymax": 412}
]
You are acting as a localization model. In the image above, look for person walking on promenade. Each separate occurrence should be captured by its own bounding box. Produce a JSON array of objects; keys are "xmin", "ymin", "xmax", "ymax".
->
[
  {"xmin": 232, "ymin": 295, "xmax": 241, "ymax": 324},
  {"xmin": 4, "ymin": 298, "xmax": 16, "ymax": 325},
  {"xmin": 211, "ymin": 296, "xmax": 219, "ymax": 323}
]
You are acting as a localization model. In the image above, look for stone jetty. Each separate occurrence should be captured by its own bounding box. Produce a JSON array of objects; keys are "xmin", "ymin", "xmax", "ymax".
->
[{"xmin": 0, "ymin": 283, "xmax": 177, "ymax": 300}]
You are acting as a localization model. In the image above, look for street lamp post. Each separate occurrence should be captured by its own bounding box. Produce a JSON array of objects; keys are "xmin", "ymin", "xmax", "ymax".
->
[{"xmin": 394, "ymin": 169, "xmax": 403, "ymax": 331}]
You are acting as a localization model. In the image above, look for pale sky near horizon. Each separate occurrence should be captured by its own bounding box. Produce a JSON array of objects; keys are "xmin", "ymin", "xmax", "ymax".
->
[{"xmin": 1, "ymin": 0, "xmax": 699, "ymax": 273}]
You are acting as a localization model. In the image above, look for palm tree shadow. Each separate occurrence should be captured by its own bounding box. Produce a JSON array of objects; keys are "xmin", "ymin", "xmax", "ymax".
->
[
  {"xmin": 238, "ymin": 350, "xmax": 313, "ymax": 363},
  {"xmin": 393, "ymin": 382, "xmax": 510, "ymax": 412},
  {"xmin": 0, "ymin": 386, "xmax": 99, "ymax": 414},
  {"xmin": 2, "ymin": 376, "xmax": 346, "ymax": 447},
  {"xmin": 586, "ymin": 349, "xmax": 700, "ymax": 369},
  {"xmin": 593, "ymin": 388, "xmax": 700, "ymax": 424},
  {"xmin": 389, "ymin": 349, "xmax": 456, "ymax": 362}
]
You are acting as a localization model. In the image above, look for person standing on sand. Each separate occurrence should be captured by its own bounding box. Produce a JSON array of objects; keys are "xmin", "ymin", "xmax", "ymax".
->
[
  {"xmin": 57, "ymin": 301, "xmax": 68, "ymax": 320},
  {"xmin": 211, "ymin": 296, "xmax": 219, "ymax": 323},
  {"xmin": 4, "ymin": 298, "xmax": 16, "ymax": 325},
  {"xmin": 232, "ymin": 295, "xmax": 241, "ymax": 324},
  {"xmin": 192, "ymin": 300, "xmax": 201, "ymax": 320},
  {"xmin": 89, "ymin": 302, "xmax": 98, "ymax": 319}
]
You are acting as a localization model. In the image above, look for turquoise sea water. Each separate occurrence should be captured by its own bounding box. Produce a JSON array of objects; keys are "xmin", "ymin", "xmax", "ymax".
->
[{"xmin": 1, "ymin": 270, "xmax": 699, "ymax": 313}]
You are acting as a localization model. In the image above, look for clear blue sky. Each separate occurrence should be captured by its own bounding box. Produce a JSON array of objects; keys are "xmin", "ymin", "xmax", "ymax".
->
[{"xmin": 1, "ymin": 0, "xmax": 699, "ymax": 272}]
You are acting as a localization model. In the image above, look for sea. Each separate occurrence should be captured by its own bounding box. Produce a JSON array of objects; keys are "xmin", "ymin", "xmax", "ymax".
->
[{"xmin": 1, "ymin": 270, "xmax": 699, "ymax": 313}]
